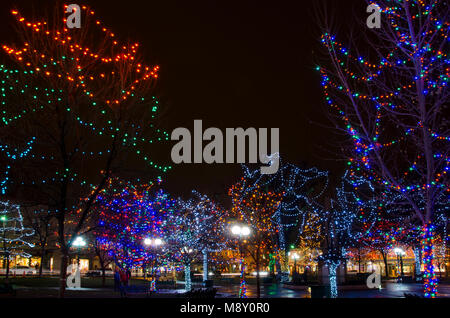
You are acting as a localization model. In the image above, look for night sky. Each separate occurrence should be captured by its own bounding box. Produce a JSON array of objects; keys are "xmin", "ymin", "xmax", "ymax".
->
[{"xmin": 0, "ymin": 0, "xmax": 366, "ymax": 199}]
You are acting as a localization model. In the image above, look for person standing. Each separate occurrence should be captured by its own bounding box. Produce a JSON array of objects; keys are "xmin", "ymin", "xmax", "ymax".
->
[
  {"xmin": 119, "ymin": 268, "xmax": 128, "ymax": 297},
  {"xmin": 114, "ymin": 267, "xmax": 121, "ymax": 292}
]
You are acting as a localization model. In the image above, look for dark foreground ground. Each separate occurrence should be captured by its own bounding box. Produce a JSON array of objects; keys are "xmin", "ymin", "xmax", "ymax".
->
[{"xmin": 1, "ymin": 277, "xmax": 450, "ymax": 298}]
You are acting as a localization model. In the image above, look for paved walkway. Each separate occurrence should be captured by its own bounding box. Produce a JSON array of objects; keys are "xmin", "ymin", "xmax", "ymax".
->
[
  {"xmin": 6, "ymin": 282, "xmax": 450, "ymax": 298},
  {"xmin": 215, "ymin": 282, "xmax": 450, "ymax": 298}
]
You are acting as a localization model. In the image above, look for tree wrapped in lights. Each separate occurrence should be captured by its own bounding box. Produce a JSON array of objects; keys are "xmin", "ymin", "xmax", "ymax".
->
[
  {"xmin": 296, "ymin": 213, "xmax": 323, "ymax": 282},
  {"xmin": 315, "ymin": 171, "xmax": 378, "ymax": 298},
  {"xmin": 166, "ymin": 193, "xmax": 225, "ymax": 292},
  {"xmin": 0, "ymin": 201, "xmax": 35, "ymax": 281},
  {"xmin": 93, "ymin": 178, "xmax": 174, "ymax": 271},
  {"xmin": 357, "ymin": 185, "xmax": 449, "ymax": 280},
  {"xmin": 358, "ymin": 218, "xmax": 399, "ymax": 278},
  {"xmin": 228, "ymin": 178, "xmax": 282, "ymax": 298},
  {"xmin": 318, "ymin": 0, "xmax": 449, "ymax": 297},
  {"xmin": 181, "ymin": 191, "xmax": 227, "ymax": 283},
  {"xmin": 241, "ymin": 159, "xmax": 329, "ymax": 282},
  {"xmin": 0, "ymin": 4, "xmax": 170, "ymax": 296}
]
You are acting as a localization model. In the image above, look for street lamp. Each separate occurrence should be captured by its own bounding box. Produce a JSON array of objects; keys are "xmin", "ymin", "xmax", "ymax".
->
[
  {"xmin": 291, "ymin": 252, "xmax": 300, "ymax": 274},
  {"xmin": 230, "ymin": 224, "xmax": 251, "ymax": 298},
  {"xmin": 144, "ymin": 237, "xmax": 164, "ymax": 292},
  {"xmin": 1, "ymin": 215, "xmax": 9, "ymax": 282},
  {"xmin": 394, "ymin": 247, "xmax": 405, "ymax": 278},
  {"xmin": 231, "ymin": 225, "xmax": 251, "ymax": 237},
  {"xmin": 72, "ymin": 236, "xmax": 86, "ymax": 268}
]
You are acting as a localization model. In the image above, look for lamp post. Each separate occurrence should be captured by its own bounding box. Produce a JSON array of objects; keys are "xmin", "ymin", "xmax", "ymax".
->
[
  {"xmin": 182, "ymin": 246, "xmax": 194, "ymax": 291},
  {"xmin": 291, "ymin": 252, "xmax": 300, "ymax": 275},
  {"xmin": 231, "ymin": 224, "xmax": 251, "ymax": 298},
  {"xmin": 144, "ymin": 237, "xmax": 163, "ymax": 292},
  {"xmin": 1, "ymin": 215, "xmax": 9, "ymax": 282},
  {"xmin": 394, "ymin": 247, "xmax": 405, "ymax": 279},
  {"xmin": 72, "ymin": 236, "xmax": 86, "ymax": 269}
]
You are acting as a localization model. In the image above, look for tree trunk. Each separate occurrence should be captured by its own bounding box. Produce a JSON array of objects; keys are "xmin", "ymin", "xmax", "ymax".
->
[
  {"xmin": 59, "ymin": 251, "xmax": 69, "ymax": 298},
  {"xmin": 5, "ymin": 253, "xmax": 10, "ymax": 282},
  {"xmin": 274, "ymin": 257, "xmax": 282, "ymax": 281},
  {"xmin": 280, "ymin": 249, "xmax": 290, "ymax": 283},
  {"xmin": 380, "ymin": 250, "xmax": 389, "ymax": 278},
  {"xmin": 39, "ymin": 247, "xmax": 45, "ymax": 277},
  {"xmin": 438, "ymin": 262, "xmax": 442, "ymax": 279},
  {"xmin": 343, "ymin": 259, "xmax": 348, "ymax": 281},
  {"xmin": 413, "ymin": 246, "xmax": 421, "ymax": 280},
  {"xmin": 239, "ymin": 257, "xmax": 247, "ymax": 298},
  {"xmin": 98, "ymin": 257, "xmax": 106, "ymax": 287},
  {"xmin": 358, "ymin": 248, "xmax": 362, "ymax": 273},
  {"xmin": 421, "ymin": 223, "xmax": 438, "ymax": 298},
  {"xmin": 184, "ymin": 263, "xmax": 192, "ymax": 292},
  {"xmin": 102, "ymin": 267, "xmax": 106, "ymax": 287},
  {"xmin": 328, "ymin": 262, "xmax": 339, "ymax": 298},
  {"xmin": 202, "ymin": 250, "xmax": 208, "ymax": 282},
  {"xmin": 256, "ymin": 246, "xmax": 261, "ymax": 298}
]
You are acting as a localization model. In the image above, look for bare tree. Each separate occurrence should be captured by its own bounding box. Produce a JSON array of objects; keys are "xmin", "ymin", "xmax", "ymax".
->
[
  {"xmin": 22, "ymin": 205, "xmax": 56, "ymax": 277},
  {"xmin": 92, "ymin": 236, "xmax": 113, "ymax": 287},
  {"xmin": 317, "ymin": 0, "xmax": 449, "ymax": 297}
]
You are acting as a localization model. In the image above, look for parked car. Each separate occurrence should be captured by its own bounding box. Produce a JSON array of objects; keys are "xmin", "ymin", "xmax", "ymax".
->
[{"xmin": 0, "ymin": 266, "xmax": 37, "ymax": 276}]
